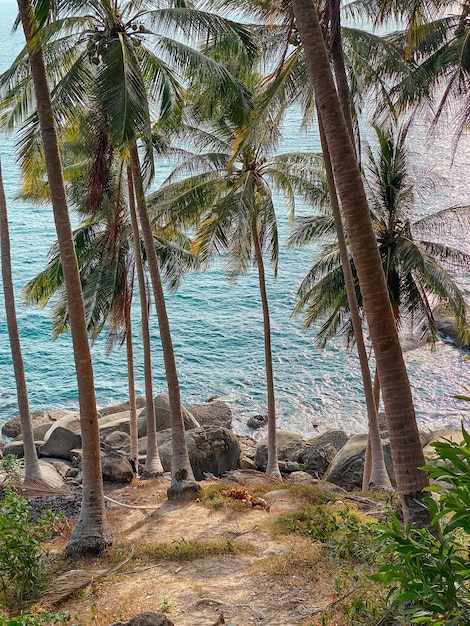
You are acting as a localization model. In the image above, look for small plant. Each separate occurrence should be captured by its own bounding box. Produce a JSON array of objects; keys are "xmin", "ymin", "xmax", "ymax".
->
[
  {"xmin": 373, "ymin": 424, "xmax": 470, "ymax": 625},
  {"xmin": 0, "ymin": 487, "xmax": 61, "ymax": 606},
  {"xmin": 0, "ymin": 455, "xmax": 25, "ymax": 484},
  {"xmin": 0, "ymin": 607, "xmax": 71, "ymax": 625},
  {"xmin": 158, "ymin": 597, "xmax": 173, "ymax": 613}
]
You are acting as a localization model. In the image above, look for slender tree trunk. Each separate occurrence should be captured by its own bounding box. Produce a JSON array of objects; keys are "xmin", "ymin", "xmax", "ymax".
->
[
  {"xmin": 317, "ymin": 116, "xmax": 392, "ymax": 491},
  {"xmin": 328, "ymin": 0, "xmax": 356, "ymax": 151},
  {"xmin": 251, "ymin": 217, "xmax": 281, "ymax": 479},
  {"xmin": 363, "ymin": 366, "xmax": 383, "ymax": 488},
  {"xmin": 291, "ymin": 0, "xmax": 428, "ymax": 524},
  {"xmin": 16, "ymin": 0, "xmax": 112, "ymax": 554},
  {"xmin": 127, "ymin": 166, "xmax": 163, "ymax": 477},
  {"xmin": 124, "ymin": 295, "xmax": 139, "ymax": 477},
  {"xmin": 323, "ymin": 0, "xmax": 386, "ymax": 489},
  {"xmin": 129, "ymin": 145, "xmax": 198, "ymax": 497},
  {"xmin": 0, "ymin": 159, "xmax": 42, "ymax": 480}
]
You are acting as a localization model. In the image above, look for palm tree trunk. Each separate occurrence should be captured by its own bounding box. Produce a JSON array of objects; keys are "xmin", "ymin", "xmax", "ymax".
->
[
  {"xmin": 251, "ymin": 217, "xmax": 281, "ymax": 478},
  {"xmin": 317, "ymin": 115, "xmax": 392, "ymax": 491},
  {"xmin": 129, "ymin": 145, "xmax": 198, "ymax": 496},
  {"xmin": 127, "ymin": 166, "xmax": 163, "ymax": 477},
  {"xmin": 291, "ymin": 0, "xmax": 428, "ymax": 524},
  {"xmin": 328, "ymin": 0, "xmax": 356, "ymax": 152},
  {"xmin": 0, "ymin": 159, "xmax": 42, "ymax": 481},
  {"xmin": 16, "ymin": 0, "xmax": 112, "ymax": 554},
  {"xmin": 323, "ymin": 0, "xmax": 387, "ymax": 490},
  {"xmin": 124, "ymin": 294, "xmax": 139, "ymax": 477}
]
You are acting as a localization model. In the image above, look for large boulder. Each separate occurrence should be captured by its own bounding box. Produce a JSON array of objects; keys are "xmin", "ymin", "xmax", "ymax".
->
[
  {"xmin": 189, "ymin": 400, "xmax": 232, "ymax": 429},
  {"xmin": 433, "ymin": 305, "xmax": 470, "ymax": 349},
  {"xmin": 323, "ymin": 433, "xmax": 394, "ymax": 491},
  {"xmin": 138, "ymin": 394, "xmax": 199, "ymax": 436},
  {"xmin": 423, "ymin": 428, "xmax": 465, "ymax": 460},
  {"xmin": 2, "ymin": 408, "xmax": 78, "ymax": 439},
  {"xmin": 0, "ymin": 458, "xmax": 70, "ymax": 492},
  {"xmin": 98, "ymin": 397, "xmax": 145, "ymax": 417},
  {"xmin": 101, "ymin": 452, "xmax": 135, "ymax": 483},
  {"xmin": 153, "ymin": 426, "xmax": 241, "ymax": 480},
  {"xmin": 295, "ymin": 429, "xmax": 349, "ymax": 477},
  {"xmin": 39, "ymin": 411, "xmax": 135, "ymax": 460},
  {"xmin": 254, "ymin": 431, "xmax": 308, "ymax": 473}
]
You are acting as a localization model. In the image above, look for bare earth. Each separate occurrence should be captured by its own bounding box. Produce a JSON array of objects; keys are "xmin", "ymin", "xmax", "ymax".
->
[{"xmin": 47, "ymin": 475, "xmax": 343, "ymax": 626}]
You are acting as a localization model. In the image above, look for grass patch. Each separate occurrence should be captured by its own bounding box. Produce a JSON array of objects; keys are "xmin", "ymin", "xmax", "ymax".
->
[
  {"xmin": 271, "ymin": 502, "xmax": 378, "ymax": 564},
  {"xmin": 254, "ymin": 538, "xmax": 325, "ymax": 582},
  {"xmin": 134, "ymin": 536, "xmax": 255, "ymax": 561}
]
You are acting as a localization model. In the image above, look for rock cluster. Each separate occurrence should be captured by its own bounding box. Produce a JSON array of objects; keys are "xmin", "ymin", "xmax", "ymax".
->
[{"xmin": 1, "ymin": 393, "xmax": 458, "ymax": 498}]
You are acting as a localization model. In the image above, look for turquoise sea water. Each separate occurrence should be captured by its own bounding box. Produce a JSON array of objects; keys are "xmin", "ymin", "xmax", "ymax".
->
[{"xmin": 0, "ymin": 0, "xmax": 469, "ymax": 437}]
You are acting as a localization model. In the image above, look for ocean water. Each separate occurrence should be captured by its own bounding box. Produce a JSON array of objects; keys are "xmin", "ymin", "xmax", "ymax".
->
[{"xmin": 0, "ymin": 0, "xmax": 469, "ymax": 438}]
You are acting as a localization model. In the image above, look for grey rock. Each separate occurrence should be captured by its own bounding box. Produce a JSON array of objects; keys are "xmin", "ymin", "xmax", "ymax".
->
[
  {"xmin": 295, "ymin": 429, "xmax": 349, "ymax": 477},
  {"xmin": 3, "ymin": 440, "xmax": 40, "ymax": 458},
  {"xmin": 103, "ymin": 431, "xmax": 131, "ymax": 450},
  {"xmin": 2, "ymin": 408, "xmax": 78, "ymax": 439},
  {"xmin": 39, "ymin": 414, "xmax": 82, "ymax": 460},
  {"xmin": 157, "ymin": 426, "xmax": 241, "ymax": 480},
  {"xmin": 240, "ymin": 455, "xmax": 258, "ymax": 470},
  {"xmin": 39, "ymin": 411, "xmax": 136, "ymax": 460},
  {"xmin": 247, "ymin": 414, "xmax": 268, "ymax": 429},
  {"xmin": 323, "ymin": 433, "xmax": 394, "ymax": 491},
  {"xmin": 238, "ymin": 435, "xmax": 257, "ymax": 460},
  {"xmin": 98, "ymin": 397, "xmax": 145, "ymax": 418},
  {"xmin": 189, "ymin": 400, "xmax": 232, "ymax": 429},
  {"xmin": 278, "ymin": 460, "xmax": 304, "ymax": 473},
  {"xmin": 138, "ymin": 394, "xmax": 199, "ymax": 436},
  {"xmin": 434, "ymin": 305, "xmax": 470, "ymax": 349},
  {"xmin": 254, "ymin": 431, "xmax": 307, "ymax": 472},
  {"xmin": 101, "ymin": 451, "xmax": 135, "ymax": 483}
]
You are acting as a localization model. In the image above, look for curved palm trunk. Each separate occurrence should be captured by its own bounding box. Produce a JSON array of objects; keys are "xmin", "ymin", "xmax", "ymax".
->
[
  {"xmin": 16, "ymin": 0, "xmax": 112, "ymax": 554},
  {"xmin": 127, "ymin": 166, "xmax": 163, "ymax": 477},
  {"xmin": 317, "ymin": 115, "xmax": 391, "ymax": 492},
  {"xmin": 129, "ymin": 145, "xmax": 198, "ymax": 496},
  {"xmin": 323, "ymin": 0, "xmax": 387, "ymax": 489},
  {"xmin": 124, "ymin": 297, "xmax": 139, "ymax": 477},
  {"xmin": 0, "ymin": 159, "xmax": 42, "ymax": 480},
  {"xmin": 251, "ymin": 217, "xmax": 281, "ymax": 478},
  {"xmin": 328, "ymin": 0, "xmax": 356, "ymax": 152},
  {"xmin": 291, "ymin": 0, "xmax": 428, "ymax": 524}
]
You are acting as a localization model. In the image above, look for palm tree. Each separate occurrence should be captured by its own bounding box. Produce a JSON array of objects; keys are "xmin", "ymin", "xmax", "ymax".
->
[
  {"xmin": 147, "ymin": 72, "xmax": 329, "ymax": 478},
  {"xmin": 14, "ymin": 0, "xmax": 112, "ymax": 555},
  {"xmin": 3, "ymin": 0, "xmax": 256, "ymax": 495},
  {"xmin": 290, "ymin": 0, "xmax": 431, "ymax": 525},
  {"xmin": 0, "ymin": 158, "xmax": 44, "ymax": 482},
  {"xmin": 290, "ymin": 120, "xmax": 470, "ymax": 350}
]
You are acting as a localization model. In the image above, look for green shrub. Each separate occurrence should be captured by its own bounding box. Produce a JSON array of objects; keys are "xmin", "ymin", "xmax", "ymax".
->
[
  {"xmin": 373, "ymin": 424, "xmax": 470, "ymax": 625},
  {"xmin": 272, "ymin": 503, "xmax": 378, "ymax": 564},
  {"xmin": 0, "ymin": 488, "xmax": 62, "ymax": 606},
  {"xmin": 0, "ymin": 608, "xmax": 71, "ymax": 625}
]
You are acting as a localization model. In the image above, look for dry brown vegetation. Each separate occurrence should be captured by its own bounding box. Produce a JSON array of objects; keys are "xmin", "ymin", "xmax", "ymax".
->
[{"xmin": 36, "ymin": 474, "xmax": 389, "ymax": 626}]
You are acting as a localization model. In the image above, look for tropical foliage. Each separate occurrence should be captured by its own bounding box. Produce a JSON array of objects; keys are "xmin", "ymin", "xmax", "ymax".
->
[{"xmin": 288, "ymin": 120, "xmax": 470, "ymax": 348}]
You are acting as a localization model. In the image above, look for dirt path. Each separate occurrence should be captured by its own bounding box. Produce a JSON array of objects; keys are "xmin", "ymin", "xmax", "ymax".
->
[{"xmin": 50, "ymin": 476, "xmax": 336, "ymax": 626}]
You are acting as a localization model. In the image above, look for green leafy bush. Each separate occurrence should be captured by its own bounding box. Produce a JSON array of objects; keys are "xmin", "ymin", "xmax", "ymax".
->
[
  {"xmin": 0, "ymin": 608, "xmax": 71, "ymax": 625},
  {"xmin": 0, "ymin": 488, "xmax": 62, "ymax": 605},
  {"xmin": 373, "ymin": 424, "xmax": 470, "ymax": 625}
]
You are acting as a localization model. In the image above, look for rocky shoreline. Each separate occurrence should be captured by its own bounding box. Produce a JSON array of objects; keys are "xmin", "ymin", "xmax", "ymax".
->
[{"xmin": 0, "ymin": 393, "xmax": 465, "ymax": 507}]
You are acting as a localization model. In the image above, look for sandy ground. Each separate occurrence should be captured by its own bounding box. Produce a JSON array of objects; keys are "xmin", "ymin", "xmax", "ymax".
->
[{"xmin": 44, "ymin": 474, "xmax": 341, "ymax": 626}]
